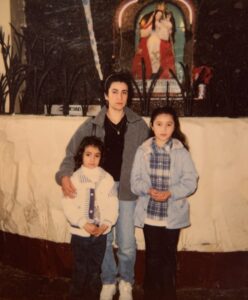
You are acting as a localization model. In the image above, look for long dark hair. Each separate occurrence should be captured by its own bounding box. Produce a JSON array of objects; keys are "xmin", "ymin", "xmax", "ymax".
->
[
  {"xmin": 150, "ymin": 106, "xmax": 189, "ymax": 150},
  {"xmin": 74, "ymin": 136, "xmax": 104, "ymax": 171},
  {"xmin": 103, "ymin": 71, "xmax": 133, "ymax": 107},
  {"xmin": 152, "ymin": 10, "xmax": 164, "ymax": 31}
]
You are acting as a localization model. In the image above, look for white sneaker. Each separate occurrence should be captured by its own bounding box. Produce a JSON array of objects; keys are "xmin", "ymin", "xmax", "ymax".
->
[
  {"xmin": 119, "ymin": 280, "xmax": 133, "ymax": 300},
  {"xmin": 100, "ymin": 284, "xmax": 116, "ymax": 300}
]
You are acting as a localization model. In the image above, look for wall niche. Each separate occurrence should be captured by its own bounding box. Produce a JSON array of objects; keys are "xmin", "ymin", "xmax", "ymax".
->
[{"xmin": 1, "ymin": 0, "xmax": 248, "ymax": 116}]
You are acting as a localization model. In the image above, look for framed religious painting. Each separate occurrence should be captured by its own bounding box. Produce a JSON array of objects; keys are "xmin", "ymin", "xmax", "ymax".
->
[{"xmin": 112, "ymin": 0, "xmax": 206, "ymax": 115}]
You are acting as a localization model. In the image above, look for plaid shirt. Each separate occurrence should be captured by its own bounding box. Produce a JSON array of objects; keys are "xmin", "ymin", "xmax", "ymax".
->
[{"xmin": 147, "ymin": 138, "xmax": 172, "ymax": 221}]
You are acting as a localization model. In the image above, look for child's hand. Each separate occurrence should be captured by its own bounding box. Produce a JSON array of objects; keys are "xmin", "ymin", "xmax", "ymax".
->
[
  {"xmin": 83, "ymin": 223, "xmax": 98, "ymax": 235},
  {"xmin": 148, "ymin": 188, "xmax": 162, "ymax": 200},
  {"xmin": 155, "ymin": 190, "xmax": 171, "ymax": 202},
  {"xmin": 148, "ymin": 188, "xmax": 171, "ymax": 202},
  {"xmin": 93, "ymin": 224, "xmax": 109, "ymax": 237}
]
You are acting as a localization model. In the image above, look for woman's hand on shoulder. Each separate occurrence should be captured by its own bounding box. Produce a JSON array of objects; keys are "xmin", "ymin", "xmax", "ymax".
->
[{"xmin": 61, "ymin": 176, "xmax": 76, "ymax": 198}]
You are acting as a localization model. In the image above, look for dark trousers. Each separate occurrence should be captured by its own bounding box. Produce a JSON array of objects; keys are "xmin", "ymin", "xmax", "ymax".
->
[
  {"xmin": 70, "ymin": 234, "xmax": 107, "ymax": 300},
  {"xmin": 143, "ymin": 225, "xmax": 180, "ymax": 300}
]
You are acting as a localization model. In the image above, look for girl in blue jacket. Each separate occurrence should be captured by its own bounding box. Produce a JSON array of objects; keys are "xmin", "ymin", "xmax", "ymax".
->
[{"xmin": 130, "ymin": 106, "xmax": 198, "ymax": 300}]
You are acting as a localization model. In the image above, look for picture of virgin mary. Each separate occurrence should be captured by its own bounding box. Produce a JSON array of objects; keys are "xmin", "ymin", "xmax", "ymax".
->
[{"xmin": 132, "ymin": 5, "xmax": 176, "ymax": 80}]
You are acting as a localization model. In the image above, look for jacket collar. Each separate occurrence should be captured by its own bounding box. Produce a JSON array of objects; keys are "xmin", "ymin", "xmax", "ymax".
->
[
  {"xmin": 92, "ymin": 106, "xmax": 142, "ymax": 127},
  {"xmin": 141, "ymin": 137, "xmax": 184, "ymax": 154}
]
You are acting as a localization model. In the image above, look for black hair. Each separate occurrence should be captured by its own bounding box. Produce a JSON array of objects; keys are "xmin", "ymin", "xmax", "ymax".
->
[
  {"xmin": 152, "ymin": 10, "xmax": 164, "ymax": 31},
  {"xmin": 103, "ymin": 71, "xmax": 133, "ymax": 107},
  {"xmin": 150, "ymin": 106, "xmax": 189, "ymax": 150},
  {"xmin": 74, "ymin": 136, "xmax": 104, "ymax": 171}
]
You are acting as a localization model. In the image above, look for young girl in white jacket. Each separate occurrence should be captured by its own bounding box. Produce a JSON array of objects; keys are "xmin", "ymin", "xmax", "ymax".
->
[
  {"xmin": 61, "ymin": 136, "xmax": 118, "ymax": 300},
  {"xmin": 131, "ymin": 106, "xmax": 198, "ymax": 300}
]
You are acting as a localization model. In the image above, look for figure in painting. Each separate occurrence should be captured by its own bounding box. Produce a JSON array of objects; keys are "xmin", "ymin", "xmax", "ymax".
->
[{"xmin": 132, "ymin": 3, "xmax": 176, "ymax": 80}]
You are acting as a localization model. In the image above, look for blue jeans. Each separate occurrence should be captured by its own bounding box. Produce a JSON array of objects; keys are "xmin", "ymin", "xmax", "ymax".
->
[{"xmin": 101, "ymin": 200, "xmax": 136, "ymax": 284}]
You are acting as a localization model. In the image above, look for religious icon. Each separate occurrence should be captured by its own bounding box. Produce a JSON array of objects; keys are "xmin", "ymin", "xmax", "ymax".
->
[{"xmin": 132, "ymin": 2, "xmax": 176, "ymax": 80}]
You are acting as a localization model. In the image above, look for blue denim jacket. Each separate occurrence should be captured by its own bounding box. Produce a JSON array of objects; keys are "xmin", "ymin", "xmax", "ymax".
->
[{"xmin": 130, "ymin": 137, "xmax": 198, "ymax": 229}]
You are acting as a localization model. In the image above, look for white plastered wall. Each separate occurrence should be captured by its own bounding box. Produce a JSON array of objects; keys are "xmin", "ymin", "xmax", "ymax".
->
[{"xmin": 0, "ymin": 115, "xmax": 248, "ymax": 252}]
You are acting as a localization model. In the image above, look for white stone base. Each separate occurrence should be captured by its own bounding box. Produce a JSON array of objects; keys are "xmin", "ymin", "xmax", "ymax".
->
[{"xmin": 44, "ymin": 104, "xmax": 101, "ymax": 116}]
